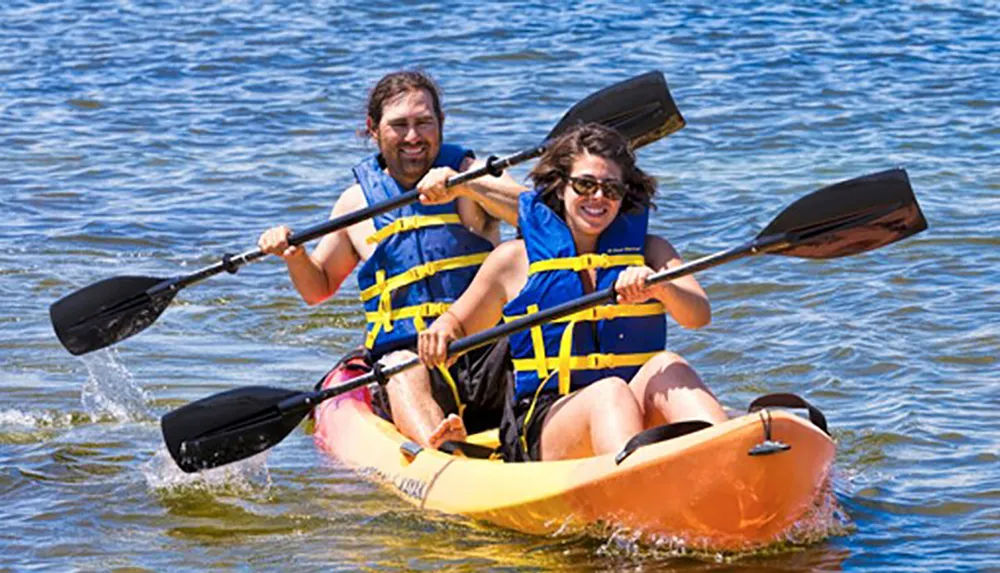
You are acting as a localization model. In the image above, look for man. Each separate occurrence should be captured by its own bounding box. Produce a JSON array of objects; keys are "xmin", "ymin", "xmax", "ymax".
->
[{"xmin": 258, "ymin": 71, "xmax": 524, "ymax": 449}]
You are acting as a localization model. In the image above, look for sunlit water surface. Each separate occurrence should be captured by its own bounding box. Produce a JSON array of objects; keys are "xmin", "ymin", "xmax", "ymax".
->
[{"xmin": 1, "ymin": 1, "xmax": 997, "ymax": 571}]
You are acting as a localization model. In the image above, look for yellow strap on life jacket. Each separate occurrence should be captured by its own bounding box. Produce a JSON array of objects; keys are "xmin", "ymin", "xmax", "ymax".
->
[
  {"xmin": 359, "ymin": 253, "xmax": 488, "ymax": 302},
  {"xmin": 504, "ymin": 304, "xmax": 551, "ymax": 379},
  {"xmin": 504, "ymin": 301, "xmax": 663, "ymax": 381},
  {"xmin": 510, "ymin": 302, "xmax": 662, "ymax": 457},
  {"xmin": 360, "ymin": 253, "xmax": 488, "ymax": 345},
  {"xmin": 365, "ymin": 214, "xmax": 463, "ymax": 246},
  {"xmin": 528, "ymin": 253, "xmax": 644, "ymax": 275},
  {"xmin": 363, "ymin": 302, "xmax": 464, "ymax": 416},
  {"xmin": 506, "ymin": 299, "xmax": 664, "ymax": 391},
  {"xmin": 516, "ymin": 346, "xmax": 659, "ymax": 453},
  {"xmin": 435, "ymin": 362, "xmax": 465, "ymax": 418},
  {"xmin": 520, "ymin": 369, "xmax": 558, "ymax": 451},
  {"xmin": 510, "ymin": 351, "xmax": 658, "ymax": 389},
  {"xmin": 503, "ymin": 301, "xmax": 664, "ymax": 324},
  {"xmin": 364, "ymin": 301, "xmax": 451, "ymax": 349}
]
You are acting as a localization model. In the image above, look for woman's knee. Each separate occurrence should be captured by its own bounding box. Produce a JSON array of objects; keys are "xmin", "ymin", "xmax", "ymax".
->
[
  {"xmin": 634, "ymin": 353, "xmax": 714, "ymax": 405},
  {"xmin": 586, "ymin": 377, "xmax": 643, "ymax": 413},
  {"xmin": 589, "ymin": 376, "xmax": 632, "ymax": 397},
  {"xmin": 646, "ymin": 351, "xmax": 690, "ymax": 371}
]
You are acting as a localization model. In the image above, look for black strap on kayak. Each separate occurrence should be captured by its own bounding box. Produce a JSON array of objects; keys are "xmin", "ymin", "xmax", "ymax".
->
[
  {"xmin": 747, "ymin": 393, "xmax": 829, "ymax": 436},
  {"xmin": 313, "ymin": 348, "xmax": 372, "ymax": 391},
  {"xmin": 438, "ymin": 440, "xmax": 499, "ymax": 460},
  {"xmin": 614, "ymin": 420, "xmax": 713, "ymax": 465}
]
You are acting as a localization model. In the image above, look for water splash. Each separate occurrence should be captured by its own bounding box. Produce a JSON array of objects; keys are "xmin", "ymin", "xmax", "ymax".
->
[
  {"xmin": 778, "ymin": 475, "xmax": 854, "ymax": 547},
  {"xmin": 79, "ymin": 348, "xmax": 153, "ymax": 423},
  {"xmin": 590, "ymin": 476, "xmax": 852, "ymax": 564},
  {"xmin": 141, "ymin": 446, "xmax": 273, "ymax": 499}
]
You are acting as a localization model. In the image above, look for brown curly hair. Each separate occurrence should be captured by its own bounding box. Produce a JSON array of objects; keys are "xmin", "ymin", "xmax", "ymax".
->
[{"xmin": 528, "ymin": 123, "xmax": 656, "ymax": 217}]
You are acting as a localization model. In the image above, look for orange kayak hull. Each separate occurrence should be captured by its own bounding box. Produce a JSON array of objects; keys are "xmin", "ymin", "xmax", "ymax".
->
[{"xmin": 314, "ymin": 372, "xmax": 835, "ymax": 551}]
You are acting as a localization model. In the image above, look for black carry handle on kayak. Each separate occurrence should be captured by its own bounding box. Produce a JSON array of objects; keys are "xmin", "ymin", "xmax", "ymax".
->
[
  {"xmin": 49, "ymin": 71, "xmax": 684, "ymax": 357},
  {"xmin": 161, "ymin": 168, "xmax": 927, "ymax": 473}
]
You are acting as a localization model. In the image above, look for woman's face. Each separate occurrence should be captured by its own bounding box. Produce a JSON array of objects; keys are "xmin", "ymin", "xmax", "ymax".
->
[{"xmin": 561, "ymin": 152, "xmax": 624, "ymax": 240}]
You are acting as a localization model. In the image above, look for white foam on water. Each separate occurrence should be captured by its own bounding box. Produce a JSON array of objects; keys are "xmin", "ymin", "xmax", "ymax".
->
[
  {"xmin": 591, "ymin": 474, "xmax": 853, "ymax": 563},
  {"xmin": 141, "ymin": 446, "xmax": 273, "ymax": 498},
  {"xmin": 0, "ymin": 408, "xmax": 76, "ymax": 428},
  {"xmin": 79, "ymin": 348, "xmax": 153, "ymax": 423},
  {"xmin": 0, "ymin": 409, "xmax": 50, "ymax": 427}
]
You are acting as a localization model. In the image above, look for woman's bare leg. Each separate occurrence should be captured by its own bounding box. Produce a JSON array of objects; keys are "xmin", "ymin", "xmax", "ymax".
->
[
  {"xmin": 539, "ymin": 377, "xmax": 644, "ymax": 460},
  {"xmin": 628, "ymin": 351, "xmax": 727, "ymax": 428}
]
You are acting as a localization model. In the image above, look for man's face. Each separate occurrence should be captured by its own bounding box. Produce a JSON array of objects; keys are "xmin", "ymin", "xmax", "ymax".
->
[{"xmin": 368, "ymin": 89, "xmax": 442, "ymax": 189}]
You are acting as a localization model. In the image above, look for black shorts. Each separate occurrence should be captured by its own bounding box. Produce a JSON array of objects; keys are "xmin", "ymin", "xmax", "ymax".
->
[
  {"xmin": 371, "ymin": 338, "xmax": 511, "ymax": 435},
  {"xmin": 498, "ymin": 390, "xmax": 561, "ymax": 462}
]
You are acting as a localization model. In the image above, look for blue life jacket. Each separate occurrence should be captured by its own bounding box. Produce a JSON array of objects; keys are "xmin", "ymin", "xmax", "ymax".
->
[
  {"xmin": 356, "ymin": 144, "xmax": 494, "ymax": 359},
  {"xmin": 502, "ymin": 191, "xmax": 667, "ymax": 402}
]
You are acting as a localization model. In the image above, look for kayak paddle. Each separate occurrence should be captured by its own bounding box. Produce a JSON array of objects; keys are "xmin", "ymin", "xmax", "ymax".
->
[
  {"xmin": 162, "ymin": 168, "xmax": 927, "ymax": 473},
  {"xmin": 50, "ymin": 71, "xmax": 683, "ymax": 356}
]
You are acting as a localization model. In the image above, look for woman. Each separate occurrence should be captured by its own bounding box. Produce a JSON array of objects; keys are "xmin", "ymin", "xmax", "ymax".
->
[{"xmin": 418, "ymin": 123, "xmax": 727, "ymax": 462}]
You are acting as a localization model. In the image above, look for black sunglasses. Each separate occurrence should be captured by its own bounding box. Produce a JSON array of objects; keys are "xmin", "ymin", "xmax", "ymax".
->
[{"xmin": 563, "ymin": 175, "xmax": 628, "ymax": 201}]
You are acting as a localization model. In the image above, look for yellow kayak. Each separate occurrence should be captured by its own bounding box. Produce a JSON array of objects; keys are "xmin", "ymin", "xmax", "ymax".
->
[{"xmin": 313, "ymin": 359, "xmax": 836, "ymax": 552}]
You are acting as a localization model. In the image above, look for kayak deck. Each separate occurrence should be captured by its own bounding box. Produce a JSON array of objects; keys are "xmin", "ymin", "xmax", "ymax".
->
[{"xmin": 314, "ymin": 382, "xmax": 835, "ymax": 552}]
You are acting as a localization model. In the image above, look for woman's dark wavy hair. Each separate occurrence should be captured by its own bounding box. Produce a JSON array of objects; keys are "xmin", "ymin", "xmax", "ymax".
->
[{"xmin": 528, "ymin": 123, "xmax": 656, "ymax": 216}]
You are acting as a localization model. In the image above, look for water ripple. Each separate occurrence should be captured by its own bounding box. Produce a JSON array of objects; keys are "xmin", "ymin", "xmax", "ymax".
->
[{"xmin": 1, "ymin": 1, "xmax": 998, "ymax": 571}]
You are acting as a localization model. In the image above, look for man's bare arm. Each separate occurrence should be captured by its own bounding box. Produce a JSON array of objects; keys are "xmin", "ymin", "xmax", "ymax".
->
[
  {"xmin": 258, "ymin": 185, "xmax": 363, "ymax": 306},
  {"xmin": 417, "ymin": 157, "xmax": 526, "ymax": 240},
  {"xmin": 457, "ymin": 157, "xmax": 525, "ymax": 228}
]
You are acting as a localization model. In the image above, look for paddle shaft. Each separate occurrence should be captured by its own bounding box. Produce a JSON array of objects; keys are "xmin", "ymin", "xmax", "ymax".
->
[
  {"xmin": 298, "ymin": 233, "xmax": 789, "ymax": 409},
  {"xmin": 161, "ymin": 167, "xmax": 926, "ymax": 472},
  {"xmin": 147, "ymin": 147, "xmax": 546, "ymax": 299}
]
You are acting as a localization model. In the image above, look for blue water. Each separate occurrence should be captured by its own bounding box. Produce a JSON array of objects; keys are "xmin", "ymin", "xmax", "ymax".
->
[{"xmin": 2, "ymin": 1, "xmax": 998, "ymax": 571}]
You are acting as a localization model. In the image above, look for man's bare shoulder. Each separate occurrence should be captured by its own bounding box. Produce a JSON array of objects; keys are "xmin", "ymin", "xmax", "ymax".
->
[{"xmin": 331, "ymin": 183, "xmax": 366, "ymax": 217}]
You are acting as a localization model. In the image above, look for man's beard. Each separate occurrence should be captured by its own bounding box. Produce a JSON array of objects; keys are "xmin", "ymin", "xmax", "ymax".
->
[{"xmin": 383, "ymin": 146, "xmax": 436, "ymax": 188}]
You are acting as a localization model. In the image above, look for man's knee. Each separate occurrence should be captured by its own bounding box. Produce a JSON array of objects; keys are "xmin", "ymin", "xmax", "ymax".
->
[
  {"xmin": 380, "ymin": 351, "xmax": 432, "ymax": 394},
  {"xmin": 379, "ymin": 349, "xmax": 417, "ymax": 367}
]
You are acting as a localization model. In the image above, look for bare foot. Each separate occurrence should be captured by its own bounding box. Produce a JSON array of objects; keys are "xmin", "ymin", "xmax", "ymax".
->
[{"xmin": 428, "ymin": 414, "xmax": 467, "ymax": 449}]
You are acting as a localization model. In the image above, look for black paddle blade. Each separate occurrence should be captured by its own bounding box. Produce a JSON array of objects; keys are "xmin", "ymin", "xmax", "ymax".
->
[
  {"xmin": 758, "ymin": 168, "xmax": 928, "ymax": 259},
  {"xmin": 547, "ymin": 71, "xmax": 685, "ymax": 149},
  {"xmin": 161, "ymin": 386, "xmax": 310, "ymax": 473},
  {"xmin": 49, "ymin": 276, "xmax": 177, "ymax": 356}
]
